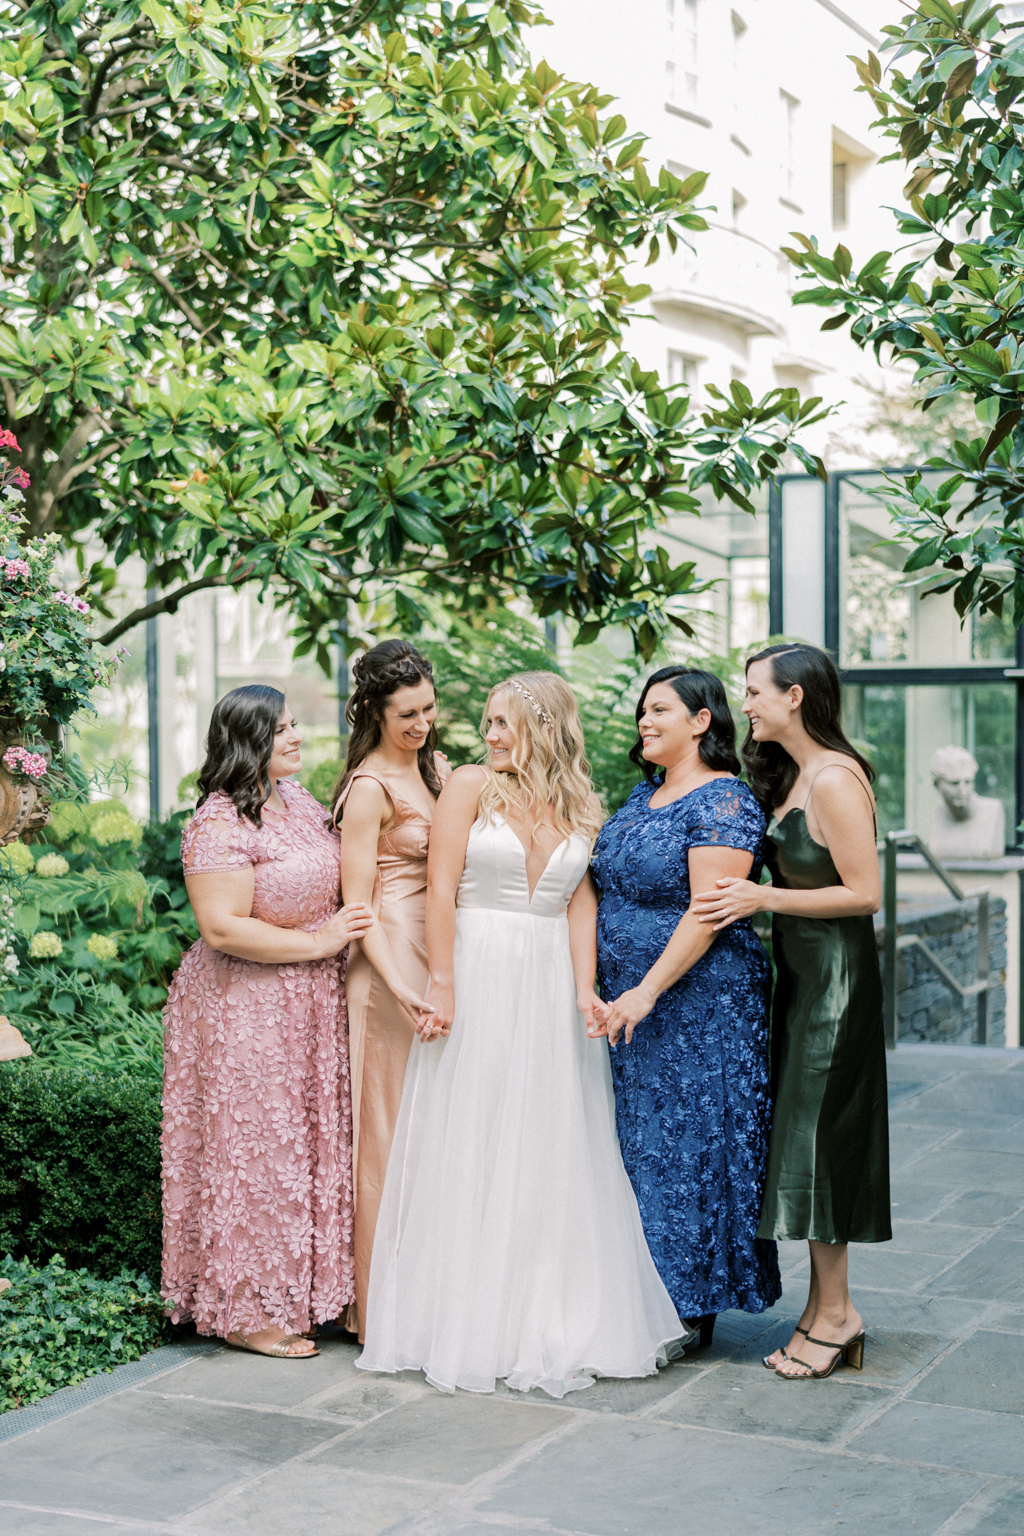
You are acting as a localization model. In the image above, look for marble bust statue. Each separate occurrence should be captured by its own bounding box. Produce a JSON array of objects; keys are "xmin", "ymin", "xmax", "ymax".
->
[{"xmin": 929, "ymin": 745, "xmax": 1005, "ymax": 860}]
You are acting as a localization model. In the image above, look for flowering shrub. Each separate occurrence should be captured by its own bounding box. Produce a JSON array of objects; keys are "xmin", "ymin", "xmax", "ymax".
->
[
  {"xmin": 29, "ymin": 932, "xmax": 63, "ymax": 959},
  {"xmin": 86, "ymin": 934, "xmax": 118, "ymax": 963},
  {"xmin": 0, "ymin": 842, "xmax": 33, "ymax": 877},
  {"xmin": 0, "ymin": 887, "xmax": 17, "ymax": 979},
  {"xmin": 0, "ymin": 433, "xmax": 120, "ymax": 736},
  {"xmin": 34, "ymin": 853, "xmax": 69, "ymax": 879},
  {"xmin": 1, "ymin": 802, "xmax": 196, "ymax": 1078}
]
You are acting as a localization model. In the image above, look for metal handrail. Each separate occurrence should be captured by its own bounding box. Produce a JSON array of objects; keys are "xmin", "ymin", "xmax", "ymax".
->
[{"xmin": 879, "ymin": 831, "xmax": 990, "ymax": 1049}]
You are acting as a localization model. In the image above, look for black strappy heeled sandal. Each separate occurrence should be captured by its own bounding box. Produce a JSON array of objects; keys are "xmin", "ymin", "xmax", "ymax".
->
[
  {"xmin": 762, "ymin": 1323, "xmax": 809, "ymax": 1370},
  {"xmin": 775, "ymin": 1329, "xmax": 865, "ymax": 1380}
]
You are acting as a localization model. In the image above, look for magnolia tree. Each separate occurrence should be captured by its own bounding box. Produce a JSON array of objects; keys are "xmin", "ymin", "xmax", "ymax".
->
[
  {"xmin": 785, "ymin": 0, "xmax": 1024, "ymax": 627},
  {"xmin": 0, "ymin": 0, "xmax": 826, "ymax": 664}
]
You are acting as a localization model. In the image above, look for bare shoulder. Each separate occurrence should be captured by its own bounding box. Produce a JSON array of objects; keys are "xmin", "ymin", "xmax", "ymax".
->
[
  {"xmin": 813, "ymin": 758, "xmax": 875, "ymax": 814},
  {"xmin": 441, "ymin": 763, "xmax": 489, "ymax": 802},
  {"xmin": 336, "ymin": 774, "xmax": 390, "ymax": 823}
]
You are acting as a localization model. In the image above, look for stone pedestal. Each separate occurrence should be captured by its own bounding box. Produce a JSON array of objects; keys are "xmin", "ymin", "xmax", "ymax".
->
[{"xmin": 890, "ymin": 853, "xmax": 1024, "ymax": 1048}]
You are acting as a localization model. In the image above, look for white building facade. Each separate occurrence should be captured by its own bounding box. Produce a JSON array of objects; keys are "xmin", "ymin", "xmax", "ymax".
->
[{"xmin": 538, "ymin": 0, "xmax": 903, "ymax": 423}]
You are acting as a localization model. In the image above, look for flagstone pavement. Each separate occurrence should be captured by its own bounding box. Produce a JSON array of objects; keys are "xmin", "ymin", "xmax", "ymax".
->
[{"xmin": 0, "ymin": 1042, "xmax": 1022, "ymax": 1536}]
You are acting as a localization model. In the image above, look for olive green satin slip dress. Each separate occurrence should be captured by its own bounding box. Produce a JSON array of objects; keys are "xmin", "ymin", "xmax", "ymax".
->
[{"xmin": 756, "ymin": 772, "xmax": 891, "ymax": 1246}]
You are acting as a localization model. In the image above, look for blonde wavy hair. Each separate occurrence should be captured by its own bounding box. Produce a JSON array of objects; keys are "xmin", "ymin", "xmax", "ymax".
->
[{"xmin": 477, "ymin": 672, "xmax": 601, "ymax": 842}]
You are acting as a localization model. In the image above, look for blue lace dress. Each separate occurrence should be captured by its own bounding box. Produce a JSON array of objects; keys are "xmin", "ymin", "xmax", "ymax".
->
[{"xmin": 592, "ymin": 777, "xmax": 781, "ymax": 1318}]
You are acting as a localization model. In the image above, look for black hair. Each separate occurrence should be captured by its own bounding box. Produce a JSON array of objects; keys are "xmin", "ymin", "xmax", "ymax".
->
[
  {"xmin": 629, "ymin": 666, "xmax": 741, "ymax": 783},
  {"xmin": 331, "ymin": 639, "xmax": 440, "ymax": 816},
  {"xmin": 196, "ymin": 684, "xmax": 287, "ymax": 827},
  {"xmin": 742, "ymin": 643, "xmax": 875, "ymax": 811}
]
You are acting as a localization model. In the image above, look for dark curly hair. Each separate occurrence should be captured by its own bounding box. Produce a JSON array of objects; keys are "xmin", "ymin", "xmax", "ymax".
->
[
  {"xmin": 629, "ymin": 666, "xmax": 741, "ymax": 783},
  {"xmin": 742, "ymin": 643, "xmax": 874, "ymax": 812},
  {"xmin": 196, "ymin": 684, "xmax": 286, "ymax": 827},
  {"xmin": 331, "ymin": 640, "xmax": 441, "ymax": 818}
]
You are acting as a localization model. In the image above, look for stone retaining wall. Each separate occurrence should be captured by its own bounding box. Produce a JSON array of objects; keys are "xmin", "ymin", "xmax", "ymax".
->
[{"xmin": 874, "ymin": 896, "xmax": 1007, "ymax": 1047}]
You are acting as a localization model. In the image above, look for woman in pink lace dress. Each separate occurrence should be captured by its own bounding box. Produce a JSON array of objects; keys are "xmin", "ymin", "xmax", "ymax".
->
[{"xmin": 162, "ymin": 685, "xmax": 373, "ymax": 1358}]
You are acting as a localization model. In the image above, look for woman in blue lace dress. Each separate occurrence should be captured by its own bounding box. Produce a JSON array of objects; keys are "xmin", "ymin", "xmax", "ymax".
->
[{"xmin": 592, "ymin": 667, "xmax": 780, "ymax": 1345}]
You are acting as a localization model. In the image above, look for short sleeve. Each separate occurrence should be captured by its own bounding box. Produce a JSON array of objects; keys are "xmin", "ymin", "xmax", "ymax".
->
[
  {"xmin": 687, "ymin": 780, "xmax": 765, "ymax": 855},
  {"xmin": 181, "ymin": 796, "xmax": 258, "ymax": 874}
]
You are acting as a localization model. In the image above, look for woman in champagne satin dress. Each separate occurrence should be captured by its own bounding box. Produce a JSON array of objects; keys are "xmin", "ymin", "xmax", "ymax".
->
[{"xmin": 333, "ymin": 641, "xmax": 449, "ymax": 1338}]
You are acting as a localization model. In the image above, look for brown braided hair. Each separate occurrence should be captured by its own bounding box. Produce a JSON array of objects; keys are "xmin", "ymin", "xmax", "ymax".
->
[{"xmin": 331, "ymin": 640, "xmax": 441, "ymax": 818}]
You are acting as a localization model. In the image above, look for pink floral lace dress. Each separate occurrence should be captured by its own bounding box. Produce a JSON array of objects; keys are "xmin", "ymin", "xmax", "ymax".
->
[{"xmin": 161, "ymin": 779, "xmax": 355, "ymax": 1337}]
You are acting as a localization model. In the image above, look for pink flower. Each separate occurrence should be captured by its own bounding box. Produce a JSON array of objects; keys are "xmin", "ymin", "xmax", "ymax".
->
[
  {"xmin": 0, "ymin": 558, "xmax": 30, "ymax": 580},
  {"xmin": 0, "ymin": 429, "xmax": 20, "ymax": 453},
  {"xmin": 2, "ymin": 746, "xmax": 48, "ymax": 781},
  {"xmin": 72, "ymin": 596, "xmax": 90, "ymax": 613},
  {"xmin": 12, "ymin": 469, "xmax": 29, "ymax": 490}
]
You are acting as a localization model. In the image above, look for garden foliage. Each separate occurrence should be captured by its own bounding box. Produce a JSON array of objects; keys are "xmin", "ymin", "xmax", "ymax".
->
[
  {"xmin": 0, "ymin": 1061, "xmax": 163, "ymax": 1281},
  {"xmin": 0, "ymin": 0, "xmax": 825, "ymax": 663},
  {"xmin": 0, "ymin": 801, "xmax": 193, "ymax": 1076},
  {"xmin": 784, "ymin": 0, "xmax": 1024, "ymax": 626},
  {"xmin": 0, "ymin": 1253, "xmax": 166, "ymax": 1413}
]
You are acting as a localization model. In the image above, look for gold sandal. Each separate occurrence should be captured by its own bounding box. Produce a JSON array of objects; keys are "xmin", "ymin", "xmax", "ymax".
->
[{"xmin": 224, "ymin": 1331, "xmax": 320, "ymax": 1359}]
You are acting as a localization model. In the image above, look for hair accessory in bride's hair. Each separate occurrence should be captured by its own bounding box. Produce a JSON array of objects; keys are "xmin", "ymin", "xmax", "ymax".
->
[{"xmin": 508, "ymin": 678, "xmax": 554, "ymax": 726}]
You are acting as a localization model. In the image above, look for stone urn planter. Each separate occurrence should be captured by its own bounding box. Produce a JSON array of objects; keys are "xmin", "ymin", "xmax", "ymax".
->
[
  {"xmin": 0, "ymin": 1014, "xmax": 31, "ymax": 1060},
  {"xmin": 0, "ymin": 725, "xmax": 51, "ymax": 848}
]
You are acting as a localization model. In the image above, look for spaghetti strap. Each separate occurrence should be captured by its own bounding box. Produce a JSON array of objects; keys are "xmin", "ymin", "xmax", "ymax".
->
[
  {"xmin": 805, "ymin": 762, "xmax": 877, "ymax": 831},
  {"xmin": 333, "ymin": 771, "xmax": 396, "ymax": 825}
]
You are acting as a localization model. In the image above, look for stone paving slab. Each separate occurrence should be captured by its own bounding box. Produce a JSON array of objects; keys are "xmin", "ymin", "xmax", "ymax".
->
[
  {"xmin": 0, "ymin": 1043, "xmax": 1021, "ymax": 1536},
  {"xmin": 472, "ymin": 1417, "xmax": 988, "ymax": 1536},
  {"xmin": 850, "ymin": 1399, "xmax": 1024, "ymax": 1477}
]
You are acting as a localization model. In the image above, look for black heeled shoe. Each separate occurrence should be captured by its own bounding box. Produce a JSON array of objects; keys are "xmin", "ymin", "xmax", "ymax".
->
[{"xmin": 683, "ymin": 1313, "xmax": 716, "ymax": 1350}]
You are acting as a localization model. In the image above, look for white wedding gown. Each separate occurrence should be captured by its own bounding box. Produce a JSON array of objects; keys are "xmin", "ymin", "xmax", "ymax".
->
[{"xmin": 357, "ymin": 813, "xmax": 684, "ymax": 1398}]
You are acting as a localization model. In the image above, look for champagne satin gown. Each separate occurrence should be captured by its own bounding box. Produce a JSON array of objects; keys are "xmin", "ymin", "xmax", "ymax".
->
[
  {"xmin": 756, "ymin": 773, "xmax": 891, "ymax": 1246},
  {"xmin": 337, "ymin": 770, "xmax": 432, "ymax": 1338}
]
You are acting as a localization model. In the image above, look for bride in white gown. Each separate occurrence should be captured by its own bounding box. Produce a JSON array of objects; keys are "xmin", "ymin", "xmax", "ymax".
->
[{"xmin": 357, "ymin": 672, "xmax": 685, "ymax": 1397}]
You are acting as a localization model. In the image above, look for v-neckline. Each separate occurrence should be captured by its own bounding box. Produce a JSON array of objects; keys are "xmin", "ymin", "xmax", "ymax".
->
[{"xmin": 497, "ymin": 815, "xmax": 567, "ymax": 904}]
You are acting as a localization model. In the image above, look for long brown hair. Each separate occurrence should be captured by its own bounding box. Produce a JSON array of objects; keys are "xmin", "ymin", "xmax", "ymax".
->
[
  {"xmin": 197, "ymin": 684, "xmax": 286, "ymax": 827},
  {"xmin": 742, "ymin": 643, "xmax": 874, "ymax": 812},
  {"xmin": 331, "ymin": 640, "xmax": 441, "ymax": 817}
]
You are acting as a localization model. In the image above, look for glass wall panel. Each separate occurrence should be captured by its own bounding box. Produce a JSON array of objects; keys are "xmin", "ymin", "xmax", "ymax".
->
[
  {"xmin": 843, "ymin": 681, "xmax": 1016, "ymax": 846},
  {"xmin": 839, "ymin": 473, "xmax": 1011, "ymax": 669}
]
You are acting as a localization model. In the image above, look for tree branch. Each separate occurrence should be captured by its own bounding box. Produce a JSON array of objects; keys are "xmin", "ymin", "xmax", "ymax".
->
[
  {"xmin": 138, "ymin": 259, "xmax": 206, "ymax": 333},
  {"xmin": 36, "ymin": 412, "xmax": 104, "ymax": 529},
  {"xmin": 97, "ymin": 574, "xmax": 230, "ymax": 646}
]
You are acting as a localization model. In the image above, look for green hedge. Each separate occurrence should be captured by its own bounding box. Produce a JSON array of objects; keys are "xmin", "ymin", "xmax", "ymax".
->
[{"xmin": 0, "ymin": 1062, "xmax": 162, "ymax": 1281}]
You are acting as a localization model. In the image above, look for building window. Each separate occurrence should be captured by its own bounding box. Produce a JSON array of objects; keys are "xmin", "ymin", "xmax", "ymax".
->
[
  {"xmin": 667, "ymin": 350, "xmax": 698, "ymax": 389},
  {"xmin": 832, "ymin": 160, "xmax": 848, "ymax": 226},
  {"xmin": 780, "ymin": 89, "xmax": 800, "ymax": 210},
  {"xmin": 682, "ymin": 0, "xmax": 698, "ymax": 106}
]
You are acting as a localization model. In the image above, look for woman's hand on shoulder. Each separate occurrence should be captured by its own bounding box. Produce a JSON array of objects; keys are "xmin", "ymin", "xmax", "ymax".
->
[
  {"xmin": 433, "ymin": 750, "xmax": 453, "ymax": 786},
  {"xmin": 691, "ymin": 877, "xmax": 765, "ymax": 929}
]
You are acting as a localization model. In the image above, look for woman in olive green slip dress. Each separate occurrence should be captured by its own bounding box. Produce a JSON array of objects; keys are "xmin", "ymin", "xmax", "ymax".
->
[{"xmin": 691, "ymin": 643, "xmax": 890, "ymax": 1381}]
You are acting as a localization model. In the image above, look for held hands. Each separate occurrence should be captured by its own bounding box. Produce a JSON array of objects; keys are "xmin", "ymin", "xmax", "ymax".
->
[
  {"xmin": 690, "ymin": 878, "xmax": 765, "ymax": 931},
  {"xmin": 314, "ymin": 902, "xmax": 374, "ymax": 957},
  {"xmin": 600, "ymin": 984, "xmax": 658, "ymax": 1048},
  {"xmin": 416, "ymin": 977, "xmax": 453, "ymax": 1043},
  {"xmin": 577, "ymin": 989, "xmax": 608, "ymax": 1040}
]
